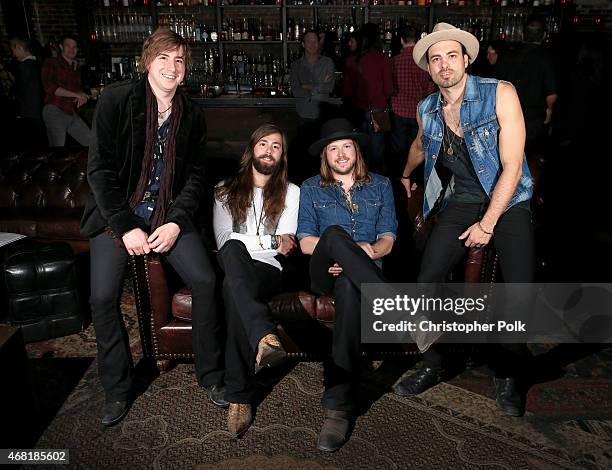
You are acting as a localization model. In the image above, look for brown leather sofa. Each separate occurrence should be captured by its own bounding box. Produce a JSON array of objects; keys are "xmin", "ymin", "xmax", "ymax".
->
[
  {"xmin": 131, "ymin": 189, "xmax": 498, "ymax": 372},
  {"xmin": 0, "ymin": 149, "xmax": 90, "ymax": 254}
]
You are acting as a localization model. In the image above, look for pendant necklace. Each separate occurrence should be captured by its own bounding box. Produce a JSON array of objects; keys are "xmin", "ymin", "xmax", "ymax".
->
[
  {"xmin": 444, "ymin": 123, "xmax": 457, "ymax": 156},
  {"xmin": 252, "ymin": 192, "xmax": 265, "ymax": 236},
  {"xmin": 443, "ymin": 99, "xmax": 462, "ymax": 156},
  {"xmin": 157, "ymin": 103, "xmax": 172, "ymax": 120}
]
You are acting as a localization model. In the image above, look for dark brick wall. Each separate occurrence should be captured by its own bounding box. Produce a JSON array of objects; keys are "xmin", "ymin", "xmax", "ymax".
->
[{"xmin": 30, "ymin": 0, "xmax": 79, "ymax": 45}]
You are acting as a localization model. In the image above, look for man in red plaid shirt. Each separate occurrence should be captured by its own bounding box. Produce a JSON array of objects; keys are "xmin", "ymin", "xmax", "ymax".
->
[
  {"xmin": 41, "ymin": 35, "xmax": 92, "ymax": 147},
  {"xmin": 390, "ymin": 27, "xmax": 434, "ymax": 177}
]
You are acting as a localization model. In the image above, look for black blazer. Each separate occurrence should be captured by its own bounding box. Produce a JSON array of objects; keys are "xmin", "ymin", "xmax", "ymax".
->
[{"xmin": 80, "ymin": 77, "xmax": 207, "ymax": 238}]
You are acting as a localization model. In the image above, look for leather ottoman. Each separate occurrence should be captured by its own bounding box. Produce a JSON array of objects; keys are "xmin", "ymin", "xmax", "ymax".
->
[{"xmin": 1, "ymin": 240, "xmax": 83, "ymax": 342}]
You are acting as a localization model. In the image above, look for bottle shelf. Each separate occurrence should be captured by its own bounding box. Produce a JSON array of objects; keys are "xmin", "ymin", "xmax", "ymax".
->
[
  {"xmin": 221, "ymin": 40, "xmax": 283, "ymax": 43},
  {"xmin": 88, "ymin": 0, "xmax": 569, "ymax": 82}
]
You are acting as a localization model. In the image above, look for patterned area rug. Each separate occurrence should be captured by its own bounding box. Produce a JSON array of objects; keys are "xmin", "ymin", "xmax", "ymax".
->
[
  {"xmin": 20, "ymin": 287, "xmax": 612, "ymax": 469},
  {"xmin": 25, "ymin": 287, "xmax": 141, "ymax": 359},
  {"xmin": 32, "ymin": 361, "xmax": 612, "ymax": 469}
]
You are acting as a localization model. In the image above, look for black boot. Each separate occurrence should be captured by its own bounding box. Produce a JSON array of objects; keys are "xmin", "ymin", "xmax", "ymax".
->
[
  {"xmin": 101, "ymin": 400, "xmax": 129, "ymax": 427},
  {"xmin": 317, "ymin": 409, "xmax": 354, "ymax": 453},
  {"xmin": 203, "ymin": 384, "xmax": 230, "ymax": 408},
  {"xmin": 393, "ymin": 367, "xmax": 443, "ymax": 396},
  {"xmin": 494, "ymin": 377, "xmax": 525, "ymax": 417}
]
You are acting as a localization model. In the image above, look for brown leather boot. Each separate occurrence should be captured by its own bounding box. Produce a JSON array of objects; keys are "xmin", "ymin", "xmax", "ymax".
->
[
  {"xmin": 255, "ymin": 333, "xmax": 287, "ymax": 374},
  {"xmin": 317, "ymin": 409, "xmax": 354, "ymax": 452},
  {"xmin": 227, "ymin": 403, "xmax": 253, "ymax": 438}
]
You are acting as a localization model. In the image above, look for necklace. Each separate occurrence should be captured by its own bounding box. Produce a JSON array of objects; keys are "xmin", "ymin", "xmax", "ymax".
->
[
  {"xmin": 444, "ymin": 123, "xmax": 458, "ymax": 156},
  {"xmin": 252, "ymin": 191, "xmax": 267, "ymax": 250},
  {"xmin": 343, "ymin": 187, "xmax": 359, "ymax": 213},
  {"xmin": 443, "ymin": 106, "xmax": 462, "ymax": 156},
  {"xmin": 157, "ymin": 103, "xmax": 172, "ymax": 120},
  {"xmin": 252, "ymin": 192, "xmax": 265, "ymax": 236}
]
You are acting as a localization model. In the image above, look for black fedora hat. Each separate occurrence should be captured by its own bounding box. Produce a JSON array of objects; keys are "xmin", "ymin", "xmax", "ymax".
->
[{"xmin": 308, "ymin": 118, "xmax": 370, "ymax": 157}]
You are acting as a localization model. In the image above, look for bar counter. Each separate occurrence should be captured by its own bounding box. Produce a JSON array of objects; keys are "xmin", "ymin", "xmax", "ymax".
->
[{"xmin": 191, "ymin": 95, "xmax": 297, "ymax": 108}]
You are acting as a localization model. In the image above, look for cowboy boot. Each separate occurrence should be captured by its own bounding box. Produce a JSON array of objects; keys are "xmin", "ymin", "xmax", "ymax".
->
[
  {"xmin": 255, "ymin": 333, "xmax": 287, "ymax": 374},
  {"xmin": 227, "ymin": 403, "xmax": 253, "ymax": 438}
]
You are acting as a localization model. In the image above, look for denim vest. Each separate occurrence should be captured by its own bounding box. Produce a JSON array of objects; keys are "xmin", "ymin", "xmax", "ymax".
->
[{"xmin": 419, "ymin": 75, "xmax": 533, "ymax": 219}]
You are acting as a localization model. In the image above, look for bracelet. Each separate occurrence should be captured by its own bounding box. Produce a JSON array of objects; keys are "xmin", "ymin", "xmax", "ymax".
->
[
  {"xmin": 401, "ymin": 175, "xmax": 410, "ymax": 180},
  {"xmin": 478, "ymin": 222, "xmax": 493, "ymax": 235}
]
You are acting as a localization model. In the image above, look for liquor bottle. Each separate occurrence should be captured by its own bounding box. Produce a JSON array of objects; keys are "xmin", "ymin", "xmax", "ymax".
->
[
  {"xmin": 201, "ymin": 23, "xmax": 210, "ymax": 42},
  {"xmin": 384, "ymin": 20, "xmax": 392, "ymax": 41},
  {"xmin": 265, "ymin": 23, "xmax": 274, "ymax": 41},
  {"xmin": 242, "ymin": 17, "xmax": 249, "ymax": 40},
  {"xmin": 287, "ymin": 18, "xmax": 294, "ymax": 41},
  {"xmin": 221, "ymin": 20, "xmax": 228, "ymax": 41},
  {"xmin": 294, "ymin": 18, "xmax": 301, "ymax": 41},
  {"xmin": 234, "ymin": 19, "xmax": 243, "ymax": 41},
  {"xmin": 257, "ymin": 19, "xmax": 264, "ymax": 41}
]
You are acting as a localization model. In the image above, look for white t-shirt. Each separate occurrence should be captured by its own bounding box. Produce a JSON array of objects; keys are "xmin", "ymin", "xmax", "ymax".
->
[{"xmin": 213, "ymin": 182, "xmax": 300, "ymax": 270}]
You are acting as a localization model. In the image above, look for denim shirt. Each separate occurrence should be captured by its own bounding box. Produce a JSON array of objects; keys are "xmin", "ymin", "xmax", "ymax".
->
[
  {"xmin": 419, "ymin": 75, "xmax": 533, "ymax": 219},
  {"xmin": 297, "ymin": 173, "xmax": 398, "ymax": 243}
]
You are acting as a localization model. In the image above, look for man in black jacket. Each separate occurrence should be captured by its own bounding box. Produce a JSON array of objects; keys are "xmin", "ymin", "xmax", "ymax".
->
[
  {"xmin": 496, "ymin": 16, "xmax": 557, "ymax": 156},
  {"xmin": 9, "ymin": 37, "xmax": 45, "ymax": 148},
  {"xmin": 81, "ymin": 28, "xmax": 226, "ymax": 426}
]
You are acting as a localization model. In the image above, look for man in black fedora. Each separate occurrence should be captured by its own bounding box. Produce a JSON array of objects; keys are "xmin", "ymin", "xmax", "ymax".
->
[{"xmin": 297, "ymin": 118, "xmax": 398, "ymax": 452}]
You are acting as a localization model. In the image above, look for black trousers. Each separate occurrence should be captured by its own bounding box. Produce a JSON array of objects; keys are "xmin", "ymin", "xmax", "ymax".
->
[
  {"xmin": 418, "ymin": 201, "xmax": 534, "ymax": 377},
  {"xmin": 309, "ymin": 225, "xmax": 387, "ymax": 411},
  {"xmin": 90, "ymin": 230, "xmax": 222, "ymax": 401},
  {"xmin": 217, "ymin": 240, "xmax": 282, "ymax": 404}
]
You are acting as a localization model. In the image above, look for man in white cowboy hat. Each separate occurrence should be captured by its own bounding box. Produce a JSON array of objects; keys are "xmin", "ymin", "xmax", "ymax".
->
[
  {"xmin": 395, "ymin": 23, "xmax": 535, "ymax": 417},
  {"xmin": 297, "ymin": 117, "xmax": 398, "ymax": 452}
]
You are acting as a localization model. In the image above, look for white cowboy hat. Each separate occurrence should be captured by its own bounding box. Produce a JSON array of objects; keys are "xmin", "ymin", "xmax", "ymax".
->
[{"xmin": 413, "ymin": 22, "xmax": 480, "ymax": 72}]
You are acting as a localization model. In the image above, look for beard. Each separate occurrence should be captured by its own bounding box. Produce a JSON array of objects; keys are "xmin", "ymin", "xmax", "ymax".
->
[
  {"xmin": 433, "ymin": 68, "xmax": 465, "ymax": 89},
  {"xmin": 253, "ymin": 156, "xmax": 279, "ymax": 175},
  {"xmin": 329, "ymin": 160, "xmax": 355, "ymax": 176}
]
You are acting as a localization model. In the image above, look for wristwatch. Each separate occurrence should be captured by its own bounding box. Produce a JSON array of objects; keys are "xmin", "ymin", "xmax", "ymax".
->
[{"xmin": 271, "ymin": 235, "xmax": 279, "ymax": 250}]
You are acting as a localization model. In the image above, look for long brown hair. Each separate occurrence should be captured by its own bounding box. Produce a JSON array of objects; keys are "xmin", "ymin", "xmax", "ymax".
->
[
  {"xmin": 216, "ymin": 124, "xmax": 289, "ymax": 228},
  {"xmin": 319, "ymin": 140, "xmax": 371, "ymax": 187}
]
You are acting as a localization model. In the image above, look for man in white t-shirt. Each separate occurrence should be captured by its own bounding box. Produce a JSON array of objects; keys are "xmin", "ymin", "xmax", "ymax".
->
[{"xmin": 213, "ymin": 123, "xmax": 300, "ymax": 438}]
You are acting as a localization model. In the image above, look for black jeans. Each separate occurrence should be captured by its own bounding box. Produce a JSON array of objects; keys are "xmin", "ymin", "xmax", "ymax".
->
[
  {"xmin": 90, "ymin": 230, "xmax": 221, "ymax": 401},
  {"xmin": 309, "ymin": 225, "xmax": 387, "ymax": 411},
  {"xmin": 359, "ymin": 109, "xmax": 386, "ymax": 175},
  {"xmin": 217, "ymin": 240, "xmax": 282, "ymax": 404},
  {"xmin": 418, "ymin": 201, "xmax": 534, "ymax": 377},
  {"xmin": 390, "ymin": 113, "xmax": 418, "ymax": 177}
]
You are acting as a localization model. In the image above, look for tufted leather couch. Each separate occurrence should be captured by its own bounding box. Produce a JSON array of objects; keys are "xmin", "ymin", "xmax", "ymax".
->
[
  {"xmin": 131, "ymin": 188, "xmax": 498, "ymax": 372},
  {"xmin": 0, "ymin": 149, "xmax": 90, "ymax": 254}
]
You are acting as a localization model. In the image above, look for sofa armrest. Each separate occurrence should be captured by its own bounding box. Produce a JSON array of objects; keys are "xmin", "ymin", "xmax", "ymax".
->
[
  {"xmin": 406, "ymin": 187, "xmax": 434, "ymax": 250},
  {"xmin": 130, "ymin": 254, "xmax": 173, "ymax": 359}
]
